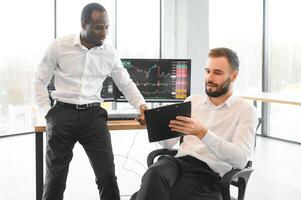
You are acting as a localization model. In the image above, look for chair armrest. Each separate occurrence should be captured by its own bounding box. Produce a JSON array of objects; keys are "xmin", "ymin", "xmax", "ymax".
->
[
  {"xmin": 147, "ymin": 149, "xmax": 178, "ymax": 167},
  {"xmin": 220, "ymin": 168, "xmax": 254, "ymax": 200}
]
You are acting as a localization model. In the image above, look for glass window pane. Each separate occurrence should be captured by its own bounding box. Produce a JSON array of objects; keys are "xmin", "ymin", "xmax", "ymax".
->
[
  {"xmin": 117, "ymin": 0, "xmax": 160, "ymax": 58},
  {"xmin": 269, "ymin": 0, "xmax": 301, "ymax": 142},
  {"xmin": 161, "ymin": 0, "xmax": 188, "ymax": 59},
  {"xmin": 209, "ymin": 0, "xmax": 263, "ymax": 93},
  {"xmin": 57, "ymin": 0, "xmax": 115, "ymax": 45},
  {"xmin": 0, "ymin": 0, "xmax": 54, "ymax": 136}
]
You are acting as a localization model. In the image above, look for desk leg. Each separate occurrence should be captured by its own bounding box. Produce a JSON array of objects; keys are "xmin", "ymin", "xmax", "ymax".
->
[
  {"xmin": 253, "ymin": 100, "xmax": 258, "ymax": 108},
  {"xmin": 35, "ymin": 131, "xmax": 44, "ymax": 200}
]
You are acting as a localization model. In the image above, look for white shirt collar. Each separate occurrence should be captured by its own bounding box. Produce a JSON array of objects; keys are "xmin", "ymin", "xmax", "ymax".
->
[
  {"xmin": 203, "ymin": 93, "xmax": 237, "ymax": 108},
  {"xmin": 72, "ymin": 34, "xmax": 105, "ymax": 50}
]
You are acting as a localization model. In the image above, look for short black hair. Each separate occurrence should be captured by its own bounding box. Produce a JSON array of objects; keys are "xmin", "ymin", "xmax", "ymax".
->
[
  {"xmin": 81, "ymin": 3, "xmax": 107, "ymax": 24},
  {"xmin": 208, "ymin": 47, "xmax": 239, "ymax": 71}
]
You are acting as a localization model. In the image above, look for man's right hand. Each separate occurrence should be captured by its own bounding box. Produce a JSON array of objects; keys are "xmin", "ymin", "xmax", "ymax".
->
[
  {"xmin": 169, "ymin": 116, "xmax": 208, "ymax": 139},
  {"xmin": 136, "ymin": 104, "xmax": 148, "ymax": 125}
]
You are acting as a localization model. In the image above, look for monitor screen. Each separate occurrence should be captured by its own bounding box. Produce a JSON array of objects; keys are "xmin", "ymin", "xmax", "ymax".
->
[{"xmin": 116, "ymin": 59, "xmax": 191, "ymax": 102}]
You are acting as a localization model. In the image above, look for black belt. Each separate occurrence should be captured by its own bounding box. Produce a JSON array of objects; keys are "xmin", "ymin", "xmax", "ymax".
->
[{"xmin": 55, "ymin": 101, "xmax": 101, "ymax": 110}]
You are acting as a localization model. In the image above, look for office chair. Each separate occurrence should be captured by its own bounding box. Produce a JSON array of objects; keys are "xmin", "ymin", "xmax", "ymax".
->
[
  {"xmin": 131, "ymin": 135, "xmax": 255, "ymax": 200},
  {"xmin": 254, "ymin": 117, "xmax": 263, "ymax": 147},
  {"xmin": 140, "ymin": 149, "xmax": 253, "ymax": 200}
]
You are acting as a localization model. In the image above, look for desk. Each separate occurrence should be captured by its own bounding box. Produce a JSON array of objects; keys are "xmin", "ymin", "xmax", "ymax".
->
[
  {"xmin": 240, "ymin": 92, "xmax": 301, "ymax": 137},
  {"xmin": 35, "ymin": 120, "xmax": 145, "ymax": 200},
  {"xmin": 240, "ymin": 92, "xmax": 301, "ymax": 106}
]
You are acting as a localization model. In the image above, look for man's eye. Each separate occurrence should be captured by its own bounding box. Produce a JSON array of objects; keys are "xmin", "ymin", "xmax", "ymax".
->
[{"xmin": 95, "ymin": 26, "xmax": 107, "ymax": 31}]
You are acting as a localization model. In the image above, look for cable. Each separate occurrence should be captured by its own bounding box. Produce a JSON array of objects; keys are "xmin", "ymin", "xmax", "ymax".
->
[
  {"xmin": 114, "ymin": 129, "xmax": 147, "ymax": 179},
  {"xmin": 122, "ymin": 130, "xmax": 138, "ymax": 167},
  {"xmin": 114, "ymin": 154, "xmax": 146, "ymax": 170},
  {"xmin": 123, "ymin": 130, "xmax": 142, "ymax": 178},
  {"xmin": 113, "ymin": 130, "xmax": 145, "ymax": 198}
]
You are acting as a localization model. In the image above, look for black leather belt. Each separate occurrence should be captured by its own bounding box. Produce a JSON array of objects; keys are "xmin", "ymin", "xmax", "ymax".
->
[{"xmin": 55, "ymin": 101, "xmax": 101, "ymax": 110}]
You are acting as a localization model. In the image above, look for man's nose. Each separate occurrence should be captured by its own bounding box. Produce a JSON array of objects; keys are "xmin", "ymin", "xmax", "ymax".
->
[{"xmin": 206, "ymin": 72, "xmax": 214, "ymax": 81}]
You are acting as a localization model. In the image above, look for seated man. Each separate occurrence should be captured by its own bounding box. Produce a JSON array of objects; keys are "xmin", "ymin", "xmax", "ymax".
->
[{"xmin": 132, "ymin": 47, "xmax": 258, "ymax": 200}]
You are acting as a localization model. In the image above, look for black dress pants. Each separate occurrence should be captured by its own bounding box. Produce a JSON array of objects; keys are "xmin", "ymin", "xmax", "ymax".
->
[
  {"xmin": 134, "ymin": 155, "xmax": 221, "ymax": 200},
  {"xmin": 42, "ymin": 105, "xmax": 120, "ymax": 200}
]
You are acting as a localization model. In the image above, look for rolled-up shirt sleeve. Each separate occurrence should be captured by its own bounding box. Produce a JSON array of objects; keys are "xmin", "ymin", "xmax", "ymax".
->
[
  {"xmin": 110, "ymin": 54, "xmax": 145, "ymax": 109},
  {"xmin": 201, "ymin": 104, "xmax": 258, "ymax": 169},
  {"xmin": 33, "ymin": 39, "xmax": 58, "ymax": 117}
]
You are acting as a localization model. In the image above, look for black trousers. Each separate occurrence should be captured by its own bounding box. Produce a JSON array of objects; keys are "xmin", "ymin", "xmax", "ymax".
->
[
  {"xmin": 42, "ymin": 105, "xmax": 120, "ymax": 200},
  {"xmin": 134, "ymin": 156, "xmax": 221, "ymax": 200}
]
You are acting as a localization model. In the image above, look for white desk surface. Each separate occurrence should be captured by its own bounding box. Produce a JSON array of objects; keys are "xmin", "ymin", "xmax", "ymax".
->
[{"xmin": 240, "ymin": 92, "xmax": 301, "ymax": 106}]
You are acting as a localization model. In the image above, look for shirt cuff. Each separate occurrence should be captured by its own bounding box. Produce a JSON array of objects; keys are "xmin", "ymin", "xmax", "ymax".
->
[
  {"xmin": 201, "ymin": 130, "xmax": 218, "ymax": 146},
  {"xmin": 135, "ymin": 100, "xmax": 146, "ymax": 110}
]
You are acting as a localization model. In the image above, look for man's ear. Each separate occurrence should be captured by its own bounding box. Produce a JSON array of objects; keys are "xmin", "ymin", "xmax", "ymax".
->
[
  {"xmin": 81, "ymin": 21, "xmax": 86, "ymax": 30},
  {"xmin": 231, "ymin": 71, "xmax": 238, "ymax": 82}
]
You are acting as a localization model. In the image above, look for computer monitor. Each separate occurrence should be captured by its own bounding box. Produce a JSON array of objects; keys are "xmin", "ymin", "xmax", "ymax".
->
[{"xmin": 115, "ymin": 58, "xmax": 191, "ymax": 102}]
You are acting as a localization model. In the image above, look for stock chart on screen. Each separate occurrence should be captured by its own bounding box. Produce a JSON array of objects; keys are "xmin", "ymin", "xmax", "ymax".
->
[{"xmin": 116, "ymin": 59, "xmax": 191, "ymax": 102}]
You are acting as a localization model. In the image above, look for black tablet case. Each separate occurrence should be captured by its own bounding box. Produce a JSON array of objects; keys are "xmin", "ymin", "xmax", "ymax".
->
[{"xmin": 145, "ymin": 101, "xmax": 191, "ymax": 142}]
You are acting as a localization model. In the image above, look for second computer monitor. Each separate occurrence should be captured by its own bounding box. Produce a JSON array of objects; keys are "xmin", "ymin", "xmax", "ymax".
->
[{"xmin": 116, "ymin": 58, "xmax": 191, "ymax": 102}]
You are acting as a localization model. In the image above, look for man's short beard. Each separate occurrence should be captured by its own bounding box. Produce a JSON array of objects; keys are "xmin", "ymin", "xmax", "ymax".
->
[
  {"xmin": 205, "ymin": 78, "xmax": 231, "ymax": 98},
  {"xmin": 86, "ymin": 32, "xmax": 103, "ymax": 46}
]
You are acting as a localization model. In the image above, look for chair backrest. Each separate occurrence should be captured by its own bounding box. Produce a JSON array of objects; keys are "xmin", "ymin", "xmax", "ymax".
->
[
  {"xmin": 256, "ymin": 117, "xmax": 262, "ymax": 133},
  {"xmin": 246, "ymin": 160, "xmax": 252, "ymax": 168}
]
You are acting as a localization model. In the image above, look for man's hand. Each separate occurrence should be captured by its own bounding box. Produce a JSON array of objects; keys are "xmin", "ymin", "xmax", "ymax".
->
[
  {"xmin": 169, "ymin": 116, "xmax": 208, "ymax": 139},
  {"xmin": 136, "ymin": 104, "xmax": 148, "ymax": 125}
]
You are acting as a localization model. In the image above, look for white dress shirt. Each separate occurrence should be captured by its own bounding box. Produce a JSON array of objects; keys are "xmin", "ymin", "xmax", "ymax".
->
[
  {"xmin": 159, "ymin": 94, "xmax": 258, "ymax": 176},
  {"xmin": 34, "ymin": 34, "xmax": 145, "ymax": 117}
]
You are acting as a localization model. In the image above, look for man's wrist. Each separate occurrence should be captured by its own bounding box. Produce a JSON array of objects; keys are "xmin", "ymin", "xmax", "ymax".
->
[
  {"xmin": 139, "ymin": 104, "xmax": 147, "ymax": 110},
  {"xmin": 196, "ymin": 128, "xmax": 208, "ymax": 139}
]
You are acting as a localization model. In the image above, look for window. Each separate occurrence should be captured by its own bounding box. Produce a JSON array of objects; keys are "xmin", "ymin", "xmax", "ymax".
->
[
  {"xmin": 56, "ymin": 0, "xmax": 115, "ymax": 44},
  {"xmin": 268, "ymin": 0, "xmax": 301, "ymax": 142},
  {"xmin": 0, "ymin": 0, "xmax": 54, "ymax": 136},
  {"xmin": 209, "ymin": 0, "xmax": 263, "ymax": 94}
]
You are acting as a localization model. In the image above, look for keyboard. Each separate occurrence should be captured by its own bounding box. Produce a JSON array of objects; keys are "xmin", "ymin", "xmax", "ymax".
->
[{"xmin": 107, "ymin": 109, "xmax": 139, "ymax": 120}]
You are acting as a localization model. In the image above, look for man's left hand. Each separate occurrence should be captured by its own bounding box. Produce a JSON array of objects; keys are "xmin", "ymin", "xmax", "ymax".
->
[
  {"xmin": 169, "ymin": 116, "xmax": 208, "ymax": 139},
  {"xmin": 136, "ymin": 104, "xmax": 148, "ymax": 125}
]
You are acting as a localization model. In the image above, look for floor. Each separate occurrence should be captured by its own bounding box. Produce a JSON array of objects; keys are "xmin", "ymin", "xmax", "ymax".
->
[{"xmin": 0, "ymin": 130, "xmax": 301, "ymax": 200}]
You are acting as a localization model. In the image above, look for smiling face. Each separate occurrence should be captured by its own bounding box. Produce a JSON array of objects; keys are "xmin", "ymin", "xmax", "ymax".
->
[
  {"xmin": 81, "ymin": 10, "xmax": 109, "ymax": 47},
  {"xmin": 204, "ymin": 56, "xmax": 238, "ymax": 98}
]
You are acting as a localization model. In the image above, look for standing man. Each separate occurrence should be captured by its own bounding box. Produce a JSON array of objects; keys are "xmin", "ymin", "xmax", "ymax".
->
[
  {"xmin": 34, "ymin": 3, "xmax": 147, "ymax": 200},
  {"xmin": 132, "ymin": 47, "xmax": 258, "ymax": 200}
]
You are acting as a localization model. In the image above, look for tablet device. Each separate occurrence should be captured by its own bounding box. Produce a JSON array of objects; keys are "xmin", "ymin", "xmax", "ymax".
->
[{"xmin": 144, "ymin": 101, "xmax": 191, "ymax": 142}]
